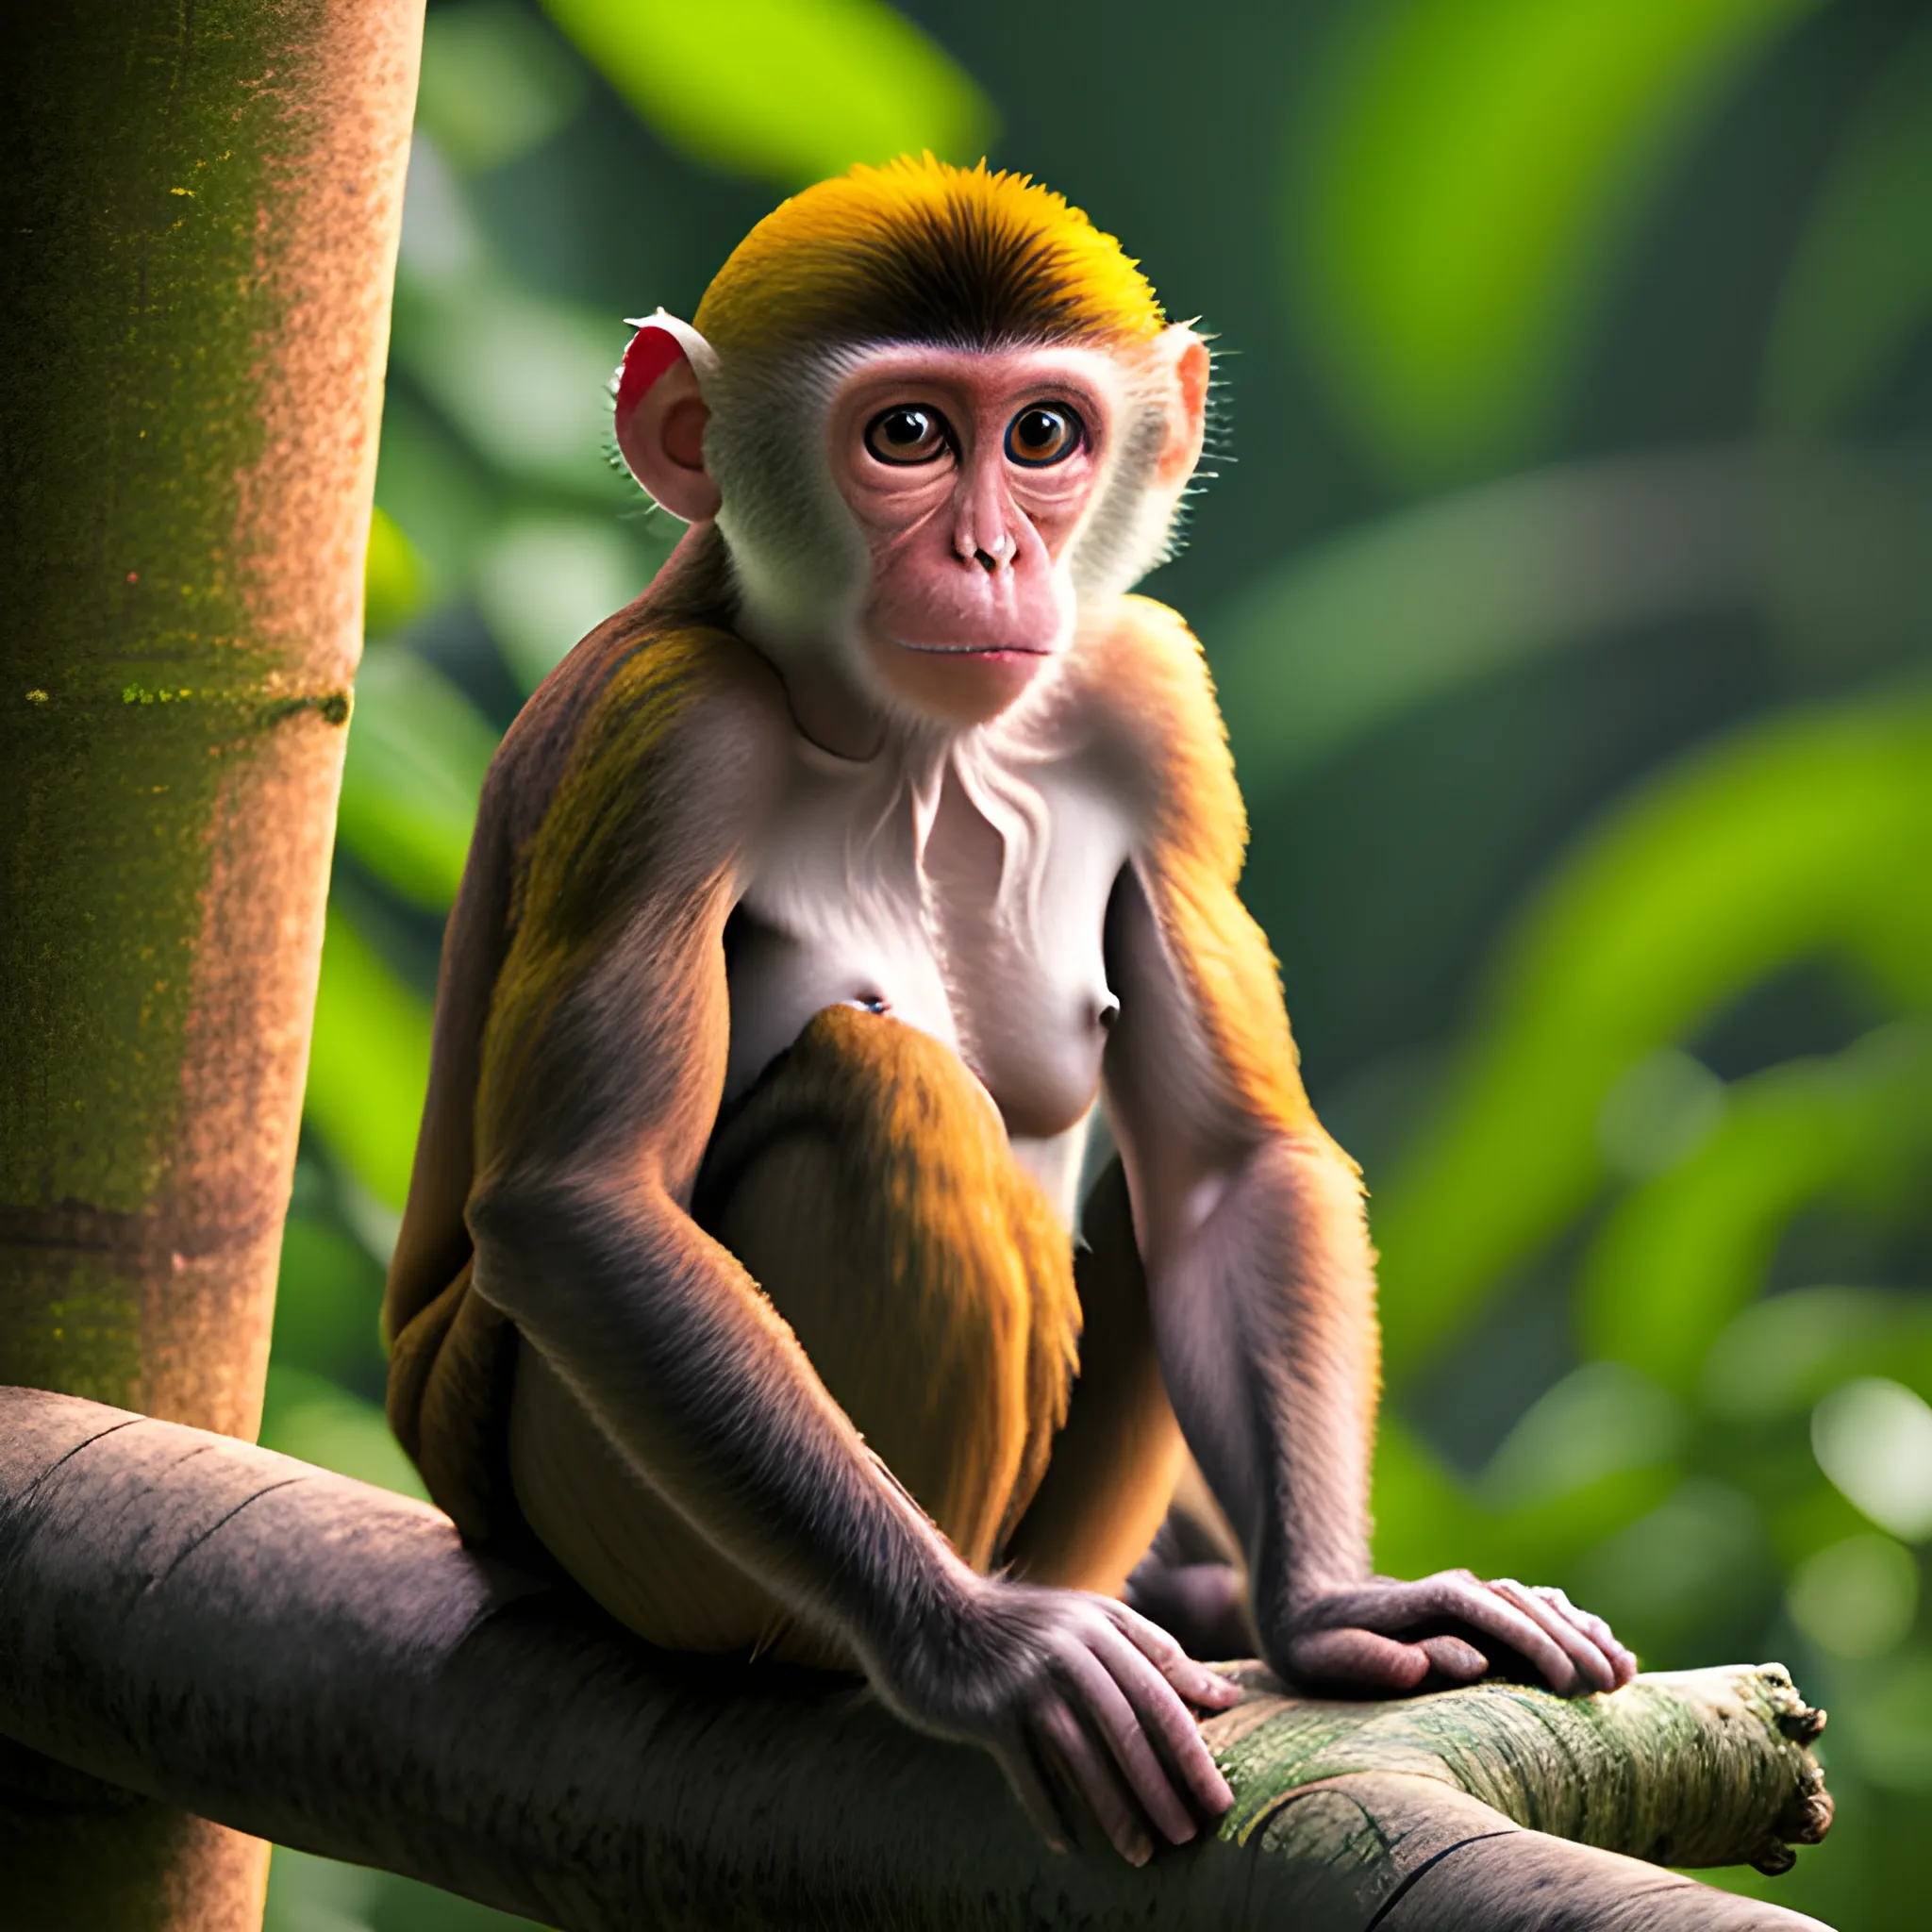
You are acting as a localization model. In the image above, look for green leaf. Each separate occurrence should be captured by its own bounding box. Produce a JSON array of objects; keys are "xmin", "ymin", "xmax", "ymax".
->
[
  {"xmin": 391, "ymin": 265, "xmax": 630, "ymax": 499},
  {"xmin": 336, "ymin": 646, "xmax": 498, "ymax": 912},
  {"xmin": 1215, "ymin": 447, "xmax": 1755, "ymax": 786},
  {"xmin": 476, "ymin": 511, "xmax": 669, "ymax": 694},
  {"xmin": 1371, "ymin": 1414, "xmax": 1672, "ymax": 1584},
  {"xmin": 1212, "ymin": 445, "xmax": 1932, "ymax": 792},
  {"xmin": 1370, "ymin": 1417, "xmax": 1496, "ymax": 1578},
  {"xmin": 1583, "ymin": 1023, "xmax": 1932, "ymax": 1390},
  {"xmin": 1564, "ymin": 1477, "xmax": 1773, "ymax": 1658},
  {"xmin": 373, "ymin": 388, "xmax": 501, "ymax": 598},
  {"xmin": 1290, "ymin": 0, "xmax": 1822, "ymax": 481},
  {"xmin": 363, "ymin": 505, "xmax": 431, "ymax": 641},
  {"xmin": 1762, "ymin": 19, "xmax": 1932, "ymax": 433},
  {"xmin": 1372, "ymin": 692, "xmax": 1932, "ymax": 1385},
  {"xmin": 304, "ymin": 906, "xmax": 434, "ymax": 1212},
  {"xmin": 1702, "ymin": 1286, "xmax": 1932, "ymax": 1426},
  {"xmin": 1478, "ymin": 1361, "xmax": 1685, "ymax": 1509},
  {"xmin": 265, "ymin": 1847, "xmax": 536, "ymax": 1932},
  {"xmin": 416, "ymin": 0, "xmax": 587, "ymax": 174},
  {"xmin": 540, "ymin": 0, "xmax": 993, "ymax": 188}
]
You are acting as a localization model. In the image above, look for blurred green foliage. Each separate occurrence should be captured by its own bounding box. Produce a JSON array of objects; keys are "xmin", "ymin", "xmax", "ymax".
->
[
  {"xmin": 338, "ymin": 646, "xmax": 497, "ymax": 910},
  {"xmin": 1762, "ymin": 17, "xmax": 1932, "ymax": 433},
  {"xmin": 305, "ymin": 907, "xmax": 433, "ymax": 1212},
  {"xmin": 1375, "ymin": 693, "xmax": 1932, "ymax": 1377},
  {"xmin": 540, "ymin": 0, "xmax": 993, "ymax": 186},
  {"xmin": 267, "ymin": 0, "xmax": 1932, "ymax": 1925},
  {"xmin": 1291, "ymin": 0, "xmax": 1824, "ymax": 480}
]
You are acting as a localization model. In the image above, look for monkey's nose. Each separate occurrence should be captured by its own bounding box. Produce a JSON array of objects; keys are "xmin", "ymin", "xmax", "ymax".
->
[{"xmin": 958, "ymin": 526, "xmax": 1016, "ymax": 573}]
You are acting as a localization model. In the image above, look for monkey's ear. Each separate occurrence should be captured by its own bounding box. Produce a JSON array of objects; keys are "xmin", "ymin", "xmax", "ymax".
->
[
  {"xmin": 613, "ymin": 311, "xmax": 723, "ymax": 523},
  {"xmin": 1150, "ymin": 324, "xmax": 1210, "ymax": 491}
]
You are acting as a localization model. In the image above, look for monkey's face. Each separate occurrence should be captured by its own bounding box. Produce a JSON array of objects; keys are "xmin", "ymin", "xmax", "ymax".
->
[
  {"xmin": 615, "ymin": 315, "xmax": 1208, "ymax": 737},
  {"xmin": 823, "ymin": 345, "xmax": 1110, "ymax": 726}
]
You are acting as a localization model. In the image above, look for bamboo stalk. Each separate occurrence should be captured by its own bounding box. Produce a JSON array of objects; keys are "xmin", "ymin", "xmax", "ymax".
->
[{"xmin": 0, "ymin": 3, "xmax": 422, "ymax": 1921}]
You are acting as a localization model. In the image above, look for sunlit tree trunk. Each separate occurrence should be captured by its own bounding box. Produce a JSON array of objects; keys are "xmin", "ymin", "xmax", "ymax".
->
[{"xmin": 0, "ymin": 1, "xmax": 422, "ymax": 1924}]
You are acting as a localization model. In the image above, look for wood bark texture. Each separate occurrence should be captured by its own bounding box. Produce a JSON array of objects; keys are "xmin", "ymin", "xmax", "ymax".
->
[
  {"xmin": 0, "ymin": 1389, "xmax": 1836, "ymax": 1931},
  {"xmin": 0, "ymin": 1, "xmax": 423, "ymax": 1922}
]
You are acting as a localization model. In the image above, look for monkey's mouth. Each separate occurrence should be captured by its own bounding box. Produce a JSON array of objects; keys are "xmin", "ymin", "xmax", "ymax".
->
[{"xmin": 889, "ymin": 638, "xmax": 1051, "ymax": 658}]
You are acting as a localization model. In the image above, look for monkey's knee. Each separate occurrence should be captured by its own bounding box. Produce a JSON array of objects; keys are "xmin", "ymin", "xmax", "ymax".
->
[{"xmin": 697, "ymin": 1006, "xmax": 1080, "ymax": 1571}]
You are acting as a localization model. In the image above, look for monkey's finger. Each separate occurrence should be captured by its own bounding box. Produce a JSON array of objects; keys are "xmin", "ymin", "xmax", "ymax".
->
[
  {"xmin": 1490, "ymin": 1579, "xmax": 1616, "ymax": 1693},
  {"xmin": 1406, "ymin": 1577, "xmax": 1580, "ymax": 1693},
  {"xmin": 1288, "ymin": 1625, "xmax": 1431, "ymax": 1692},
  {"xmin": 1103, "ymin": 1599, "xmax": 1244, "ymax": 1709},
  {"xmin": 1034, "ymin": 1694, "xmax": 1154, "ymax": 1867},
  {"xmin": 1056, "ymin": 1643, "xmax": 1198, "ymax": 1845},
  {"xmin": 1088, "ymin": 1623, "xmax": 1235, "ymax": 1822},
  {"xmin": 991, "ymin": 1733, "xmax": 1070, "ymax": 1853},
  {"xmin": 1418, "ymin": 1634, "xmax": 1489, "ymax": 1683},
  {"xmin": 1537, "ymin": 1588, "xmax": 1638, "ymax": 1686}
]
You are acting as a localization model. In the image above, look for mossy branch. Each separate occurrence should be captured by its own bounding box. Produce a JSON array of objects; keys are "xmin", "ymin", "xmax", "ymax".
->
[{"xmin": 1209, "ymin": 1660, "xmax": 1831, "ymax": 1874}]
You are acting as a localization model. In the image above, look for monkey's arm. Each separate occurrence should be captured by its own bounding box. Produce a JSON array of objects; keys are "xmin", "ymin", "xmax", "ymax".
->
[
  {"xmin": 466, "ymin": 643, "xmax": 952, "ymax": 1642},
  {"xmin": 1085, "ymin": 597, "xmax": 1631, "ymax": 1700},
  {"xmin": 461, "ymin": 633, "xmax": 1236, "ymax": 1861},
  {"xmin": 1100, "ymin": 860, "xmax": 1633, "ymax": 1700}
]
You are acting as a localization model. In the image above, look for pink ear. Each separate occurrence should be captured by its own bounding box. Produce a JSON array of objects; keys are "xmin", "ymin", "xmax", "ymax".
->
[
  {"xmin": 616, "ymin": 322, "xmax": 688, "ymax": 422},
  {"xmin": 610, "ymin": 311, "xmax": 719, "ymax": 520}
]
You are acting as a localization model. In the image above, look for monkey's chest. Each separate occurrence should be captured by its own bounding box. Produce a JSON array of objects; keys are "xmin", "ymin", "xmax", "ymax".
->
[{"xmin": 723, "ymin": 750, "xmax": 1128, "ymax": 1207}]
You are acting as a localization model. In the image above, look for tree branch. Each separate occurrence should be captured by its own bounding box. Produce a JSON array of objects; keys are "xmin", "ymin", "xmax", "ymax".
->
[{"xmin": 0, "ymin": 1390, "xmax": 1832, "ymax": 1930}]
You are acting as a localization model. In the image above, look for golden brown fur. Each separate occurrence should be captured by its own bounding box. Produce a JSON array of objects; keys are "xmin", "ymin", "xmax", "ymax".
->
[
  {"xmin": 509, "ymin": 1004, "xmax": 1102, "ymax": 1661},
  {"xmin": 385, "ymin": 531, "xmax": 773, "ymax": 1547},
  {"xmin": 382, "ymin": 166, "xmax": 1633, "ymax": 1846},
  {"xmin": 387, "ymin": 574, "xmax": 1255, "ymax": 1608}
]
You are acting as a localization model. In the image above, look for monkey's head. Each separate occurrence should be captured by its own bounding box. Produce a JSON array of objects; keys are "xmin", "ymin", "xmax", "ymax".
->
[{"xmin": 614, "ymin": 158, "xmax": 1209, "ymax": 732}]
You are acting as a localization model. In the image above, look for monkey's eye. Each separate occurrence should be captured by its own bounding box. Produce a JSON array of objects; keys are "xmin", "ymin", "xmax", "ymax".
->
[
  {"xmin": 865, "ymin": 406, "xmax": 951, "ymax": 465},
  {"xmin": 1005, "ymin": 405, "xmax": 1083, "ymax": 467}
]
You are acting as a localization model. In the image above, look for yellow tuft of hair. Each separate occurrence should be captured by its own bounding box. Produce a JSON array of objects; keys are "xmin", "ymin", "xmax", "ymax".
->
[{"xmin": 694, "ymin": 155, "xmax": 1166, "ymax": 358}]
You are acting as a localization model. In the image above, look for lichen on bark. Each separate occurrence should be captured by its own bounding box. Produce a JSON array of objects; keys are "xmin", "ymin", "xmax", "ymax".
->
[{"xmin": 1208, "ymin": 1659, "xmax": 1831, "ymax": 1874}]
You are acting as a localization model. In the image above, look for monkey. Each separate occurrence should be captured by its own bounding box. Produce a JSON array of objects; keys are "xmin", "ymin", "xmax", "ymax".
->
[{"xmin": 382, "ymin": 158, "xmax": 1635, "ymax": 1867}]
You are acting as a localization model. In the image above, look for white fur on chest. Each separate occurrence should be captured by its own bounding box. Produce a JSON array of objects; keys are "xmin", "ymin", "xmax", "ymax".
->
[{"xmin": 725, "ymin": 726, "xmax": 1134, "ymax": 1224}]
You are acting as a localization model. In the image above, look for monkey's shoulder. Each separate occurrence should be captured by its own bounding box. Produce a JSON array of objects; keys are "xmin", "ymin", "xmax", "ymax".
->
[
  {"xmin": 489, "ymin": 612, "xmax": 793, "ymax": 874},
  {"xmin": 1063, "ymin": 595, "xmax": 1247, "ymax": 885}
]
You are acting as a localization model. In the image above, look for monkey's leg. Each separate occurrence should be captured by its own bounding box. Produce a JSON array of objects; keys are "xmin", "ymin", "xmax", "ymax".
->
[
  {"xmin": 507, "ymin": 1004, "xmax": 1083, "ymax": 1663},
  {"xmin": 1000, "ymin": 1158, "xmax": 1191, "ymax": 1602},
  {"xmin": 998, "ymin": 1158, "xmax": 1254, "ymax": 1655}
]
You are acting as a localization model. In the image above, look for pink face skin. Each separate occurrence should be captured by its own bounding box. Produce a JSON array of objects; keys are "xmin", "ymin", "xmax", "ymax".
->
[
  {"xmin": 824, "ymin": 346, "xmax": 1117, "ymax": 725},
  {"xmin": 614, "ymin": 321, "xmax": 1208, "ymax": 743}
]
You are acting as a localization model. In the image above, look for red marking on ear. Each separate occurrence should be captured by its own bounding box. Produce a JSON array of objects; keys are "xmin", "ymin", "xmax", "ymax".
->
[{"xmin": 616, "ymin": 324, "xmax": 688, "ymax": 422}]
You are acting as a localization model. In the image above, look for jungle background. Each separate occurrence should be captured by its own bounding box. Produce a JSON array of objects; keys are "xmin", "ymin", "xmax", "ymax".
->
[{"xmin": 259, "ymin": 0, "xmax": 1932, "ymax": 1925}]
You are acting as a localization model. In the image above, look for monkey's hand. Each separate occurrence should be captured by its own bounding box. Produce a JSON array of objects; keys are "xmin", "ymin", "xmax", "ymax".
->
[
  {"xmin": 1263, "ymin": 1572, "xmax": 1637, "ymax": 1699},
  {"xmin": 870, "ymin": 1576, "xmax": 1243, "ymax": 1865}
]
